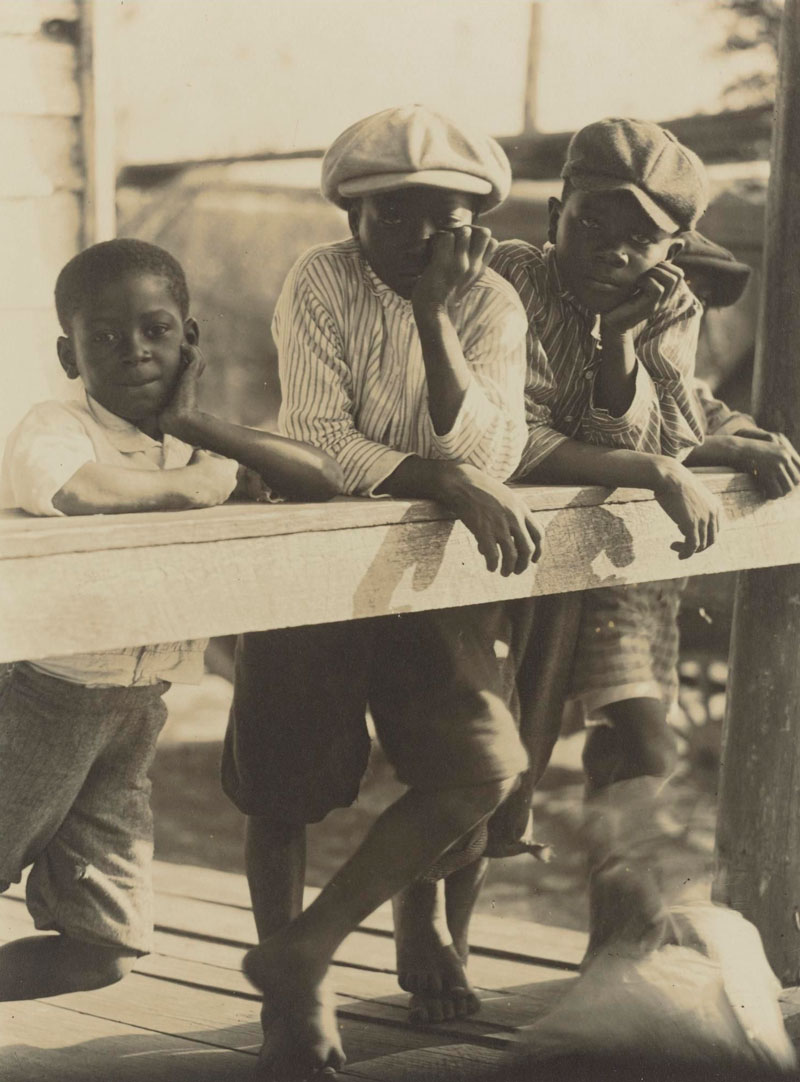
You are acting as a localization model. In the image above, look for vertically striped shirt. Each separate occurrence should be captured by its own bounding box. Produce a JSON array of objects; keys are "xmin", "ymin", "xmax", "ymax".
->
[
  {"xmin": 490, "ymin": 241, "xmax": 706, "ymax": 478},
  {"xmin": 273, "ymin": 237, "xmax": 529, "ymax": 495}
]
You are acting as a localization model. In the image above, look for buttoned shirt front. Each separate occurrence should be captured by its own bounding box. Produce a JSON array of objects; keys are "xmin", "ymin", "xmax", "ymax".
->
[
  {"xmin": 2, "ymin": 393, "xmax": 207, "ymax": 686},
  {"xmin": 273, "ymin": 237, "xmax": 529, "ymax": 494},
  {"xmin": 491, "ymin": 241, "xmax": 707, "ymax": 478}
]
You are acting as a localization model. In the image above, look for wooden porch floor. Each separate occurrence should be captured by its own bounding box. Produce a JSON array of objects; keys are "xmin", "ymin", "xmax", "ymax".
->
[
  {"xmin": 0, "ymin": 859, "xmax": 590, "ymax": 1081},
  {"xmin": 4, "ymin": 860, "xmax": 800, "ymax": 1081}
]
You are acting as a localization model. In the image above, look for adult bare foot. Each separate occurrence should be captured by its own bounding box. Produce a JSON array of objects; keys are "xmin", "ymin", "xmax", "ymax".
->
[
  {"xmin": 243, "ymin": 936, "xmax": 345, "ymax": 1079},
  {"xmin": 392, "ymin": 879, "xmax": 480, "ymax": 1025}
]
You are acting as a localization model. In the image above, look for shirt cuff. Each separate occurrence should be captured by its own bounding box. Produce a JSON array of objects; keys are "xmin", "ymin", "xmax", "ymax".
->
[
  {"xmin": 18, "ymin": 463, "xmax": 94, "ymax": 517},
  {"xmin": 512, "ymin": 428, "xmax": 570, "ymax": 479},
  {"xmin": 585, "ymin": 362, "xmax": 656, "ymax": 436},
  {"xmin": 354, "ymin": 448, "xmax": 415, "ymax": 497}
]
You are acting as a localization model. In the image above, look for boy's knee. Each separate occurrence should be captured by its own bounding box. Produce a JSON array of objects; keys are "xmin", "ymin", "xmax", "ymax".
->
[
  {"xmin": 602, "ymin": 699, "xmax": 677, "ymax": 782},
  {"xmin": 436, "ymin": 775, "xmax": 518, "ymax": 833}
]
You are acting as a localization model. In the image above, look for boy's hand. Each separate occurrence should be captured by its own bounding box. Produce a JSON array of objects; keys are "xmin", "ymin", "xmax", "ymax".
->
[
  {"xmin": 160, "ymin": 344, "xmax": 205, "ymax": 436},
  {"xmin": 411, "ymin": 226, "xmax": 497, "ymax": 312},
  {"xmin": 438, "ymin": 462, "xmax": 542, "ymax": 575},
  {"xmin": 185, "ymin": 449, "xmax": 239, "ymax": 507},
  {"xmin": 232, "ymin": 464, "xmax": 277, "ymax": 503},
  {"xmin": 652, "ymin": 459, "xmax": 721, "ymax": 559},
  {"xmin": 601, "ymin": 262, "xmax": 685, "ymax": 336},
  {"xmin": 732, "ymin": 429, "xmax": 800, "ymax": 499}
]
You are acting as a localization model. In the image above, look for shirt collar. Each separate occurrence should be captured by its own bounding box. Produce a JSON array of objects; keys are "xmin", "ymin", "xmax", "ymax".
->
[
  {"xmin": 544, "ymin": 243, "xmax": 602, "ymax": 339},
  {"xmin": 84, "ymin": 393, "xmax": 194, "ymax": 466},
  {"xmin": 86, "ymin": 393, "xmax": 162, "ymax": 452}
]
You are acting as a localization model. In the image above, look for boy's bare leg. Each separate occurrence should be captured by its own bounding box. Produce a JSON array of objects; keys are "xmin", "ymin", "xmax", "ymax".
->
[
  {"xmin": 583, "ymin": 699, "xmax": 676, "ymax": 796},
  {"xmin": 245, "ymin": 816, "xmax": 306, "ymax": 939},
  {"xmin": 392, "ymin": 856, "xmax": 488, "ymax": 1024},
  {"xmin": 582, "ymin": 700, "xmax": 676, "ymax": 969},
  {"xmin": 0, "ymin": 934, "xmax": 136, "ymax": 999},
  {"xmin": 244, "ymin": 778, "xmax": 514, "ymax": 1080},
  {"xmin": 245, "ymin": 816, "xmax": 311, "ymax": 1068}
]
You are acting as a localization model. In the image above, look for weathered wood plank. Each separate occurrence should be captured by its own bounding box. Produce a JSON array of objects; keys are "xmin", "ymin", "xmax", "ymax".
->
[
  {"xmin": 0, "ymin": 999, "xmax": 252, "ymax": 1082},
  {"xmin": 0, "ymin": 37, "xmax": 79, "ymax": 117},
  {"xmin": 0, "ymin": 116, "xmax": 82, "ymax": 197},
  {"xmin": 2, "ymin": 476, "xmax": 798, "ymax": 662},
  {"xmin": 0, "ymin": 471, "xmax": 753, "ymax": 558},
  {"xmin": 148, "ymin": 861, "xmax": 586, "ymax": 968},
  {"xmin": 0, "ymin": 886, "xmax": 576, "ymax": 1007}
]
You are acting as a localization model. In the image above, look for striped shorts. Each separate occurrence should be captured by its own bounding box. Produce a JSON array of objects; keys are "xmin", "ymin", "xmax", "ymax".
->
[{"xmin": 567, "ymin": 579, "xmax": 686, "ymax": 722}]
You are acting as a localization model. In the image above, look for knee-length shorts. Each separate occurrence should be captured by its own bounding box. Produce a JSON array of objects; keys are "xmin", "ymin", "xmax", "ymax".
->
[
  {"xmin": 0, "ymin": 663, "xmax": 168, "ymax": 954},
  {"xmin": 567, "ymin": 579, "xmax": 686, "ymax": 721},
  {"xmin": 221, "ymin": 602, "xmax": 529, "ymax": 823}
]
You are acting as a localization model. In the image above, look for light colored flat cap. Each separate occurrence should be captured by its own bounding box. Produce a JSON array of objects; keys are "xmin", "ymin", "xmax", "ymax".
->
[{"xmin": 321, "ymin": 104, "xmax": 511, "ymax": 211}]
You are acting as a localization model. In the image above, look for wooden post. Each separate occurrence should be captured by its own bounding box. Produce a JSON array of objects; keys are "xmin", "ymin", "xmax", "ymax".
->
[
  {"xmin": 522, "ymin": 2, "xmax": 542, "ymax": 134},
  {"xmin": 712, "ymin": 0, "xmax": 800, "ymax": 986},
  {"xmin": 77, "ymin": 0, "xmax": 115, "ymax": 243}
]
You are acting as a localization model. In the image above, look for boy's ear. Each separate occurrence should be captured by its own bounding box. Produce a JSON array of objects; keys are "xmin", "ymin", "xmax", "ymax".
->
[
  {"xmin": 347, "ymin": 201, "xmax": 361, "ymax": 237},
  {"xmin": 57, "ymin": 336, "xmax": 79, "ymax": 380},
  {"xmin": 547, "ymin": 197, "xmax": 562, "ymax": 245},
  {"xmin": 667, "ymin": 236, "xmax": 685, "ymax": 262},
  {"xmin": 183, "ymin": 317, "xmax": 200, "ymax": 346}
]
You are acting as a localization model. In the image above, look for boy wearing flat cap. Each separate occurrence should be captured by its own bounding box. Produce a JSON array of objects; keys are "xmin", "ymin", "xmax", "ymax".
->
[
  {"xmin": 491, "ymin": 118, "xmax": 800, "ymax": 962},
  {"xmin": 225, "ymin": 105, "xmax": 540, "ymax": 1078}
]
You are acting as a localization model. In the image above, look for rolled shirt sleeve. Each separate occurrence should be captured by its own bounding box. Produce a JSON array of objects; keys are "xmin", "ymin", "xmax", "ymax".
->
[
  {"xmin": 430, "ymin": 277, "xmax": 528, "ymax": 479},
  {"xmin": 580, "ymin": 293, "xmax": 706, "ymax": 460},
  {"xmin": 2, "ymin": 402, "xmax": 97, "ymax": 515}
]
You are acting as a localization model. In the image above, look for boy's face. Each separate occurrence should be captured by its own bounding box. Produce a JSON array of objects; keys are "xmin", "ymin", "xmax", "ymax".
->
[
  {"xmin": 350, "ymin": 188, "xmax": 476, "ymax": 299},
  {"xmin": 548, "ymin": 189, "xmax": 683, "ymax": 314},
  {"xmin": 57, "ymin": 272, "xmax": 196, "ymax": 426}
]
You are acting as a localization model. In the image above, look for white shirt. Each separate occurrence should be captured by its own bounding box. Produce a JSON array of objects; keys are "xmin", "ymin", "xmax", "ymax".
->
[
  {"xmin": 2, "ymin": 393, "xmax": 208, "ymax": 686},
  {"xmin": 273, "ymin": 237, "xmax": 529, "ymax": 495}
]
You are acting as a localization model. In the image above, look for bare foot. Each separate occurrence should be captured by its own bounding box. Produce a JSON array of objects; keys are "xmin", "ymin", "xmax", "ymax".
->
[
  {"xmin": 243, "ymin": 936, "xmax": 345, "ymax": 1079},
  {"xmin": 392, "ymin": 879, "xmax": 480, "ymax": 1025}
]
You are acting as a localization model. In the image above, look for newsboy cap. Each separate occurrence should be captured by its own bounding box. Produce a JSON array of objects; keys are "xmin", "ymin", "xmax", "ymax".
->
[
  {"xmin": 321, "ymin": 105, "xmax": 512, "ymax": 211},
  {"xmin": 562, "ymin": 117, "xmax": 709, "ymax": 233}
]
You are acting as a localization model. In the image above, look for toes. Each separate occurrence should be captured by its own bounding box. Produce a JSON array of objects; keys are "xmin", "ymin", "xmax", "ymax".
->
[
  {"xmin": 408, "ymin": 994, "xmax": 433, "ymax": 1026},
  {"xmin": 408, "ymin": 993, "xmax": 447, "ymax": 1025}
]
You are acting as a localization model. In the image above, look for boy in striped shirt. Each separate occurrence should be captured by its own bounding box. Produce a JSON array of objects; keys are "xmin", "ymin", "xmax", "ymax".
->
[
  {"xmin": 492, "ymin": 119, "xmax": 800, "ymax": 960},
  {"xmin": 226, "ymin": 106, "xmax": 541, "ymax": 1078}
]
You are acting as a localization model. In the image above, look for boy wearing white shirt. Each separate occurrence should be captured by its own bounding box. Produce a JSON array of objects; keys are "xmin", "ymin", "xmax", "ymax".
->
[{"xmin": 0, "ymin": 238, "xmax": 340, "ymax": 1001}]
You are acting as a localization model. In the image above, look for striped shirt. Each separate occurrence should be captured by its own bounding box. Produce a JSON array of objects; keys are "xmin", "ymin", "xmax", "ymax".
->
[
  {"xmin": 490, "ymin": 241, "xmax": 706, "ymax": 477},
  {"xmin": 273, "ymin": 237, "xmax": 529, "ymax": 495}
]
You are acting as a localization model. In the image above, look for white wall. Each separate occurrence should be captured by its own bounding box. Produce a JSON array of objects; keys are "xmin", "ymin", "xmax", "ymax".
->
[{"xmin": 0, "ymin": 0, "xmax": 84, "ymax": 448}]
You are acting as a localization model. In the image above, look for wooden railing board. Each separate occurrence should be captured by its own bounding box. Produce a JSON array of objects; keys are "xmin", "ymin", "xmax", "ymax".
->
[{"xmin": 2, "ymin": 473, "xmax": 799, "ymax": 663}]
